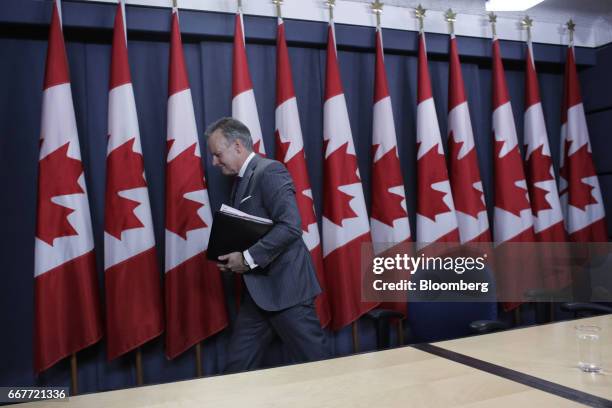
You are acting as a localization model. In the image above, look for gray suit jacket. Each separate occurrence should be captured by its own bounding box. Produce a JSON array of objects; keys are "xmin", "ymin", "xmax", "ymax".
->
[{"xmin": 233, "ymin": 154, "xmax": 321, "ymax": 311}]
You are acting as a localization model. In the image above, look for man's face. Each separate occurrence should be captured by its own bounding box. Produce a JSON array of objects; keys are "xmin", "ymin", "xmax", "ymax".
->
[{"xmin": 208, "ymin": 130, "xmax": 244, "ymax": 176}]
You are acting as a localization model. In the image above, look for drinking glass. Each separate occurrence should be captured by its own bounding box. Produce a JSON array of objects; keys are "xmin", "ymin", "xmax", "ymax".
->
[{"xmin": 575, "ymin": 325, "xmax": 602, "ymax": 373}]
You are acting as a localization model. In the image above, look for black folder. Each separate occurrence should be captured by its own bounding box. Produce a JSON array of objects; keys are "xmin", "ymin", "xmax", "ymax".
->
[{"xmin": 207, "ymin": 209, "xmax": 273, "ymax": 261}]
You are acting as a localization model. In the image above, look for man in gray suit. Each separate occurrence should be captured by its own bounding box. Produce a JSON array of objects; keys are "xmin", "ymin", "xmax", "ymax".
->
[{"xmin": 205, "ymin": 117, "xmax": 328, "ymax": 373}]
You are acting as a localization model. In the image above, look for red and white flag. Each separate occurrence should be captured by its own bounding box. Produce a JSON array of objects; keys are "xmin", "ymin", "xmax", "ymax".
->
[
  {"xmin": 370, "ymin": 27, "xmax": 410, "ymax": 316},
  {"xmin": 491, "ymin": 37, "xmax": 535, "ymax": 244},
  {"xmin": 104, "ymin": 1, "xmax": 163, "ymax": 360},
  {"xmin": 416, "ymin": 32, "xmax": 459, "ymax": 244},
  {"xmin": 275, "ymin": 17, "xmax": 331, "ymax": 327},
  {"xmin": 323, "ymin": 22, "xmax": 377, "ymax": 330},
  {"xmin": 559, "ymin": 44, "xmax": 607, "ymax": 242},
  {"xmin": 34, "ymin": 0, "xmax": 102, "ymax": 373},
  {"xmin": 447, "ymin": 34, "xmax": 490, "ymax": 243},
  {"xmin": 491, "ymin": 36, "xmax": 537, "ymax": 310},
  {"xmin": 165, "ymin": 7, "xmax": 228, "ymax": 359},
  {"xmin": 231, "ymin": 8, "xmax": 263, "ymax": 307},
  {"xmin": 232, "ymin": 9, "xmax": 265, "ymax": 155},
  {"xmin": 524, "ymin": 39, "xmax": 566, "ymax": 242}
]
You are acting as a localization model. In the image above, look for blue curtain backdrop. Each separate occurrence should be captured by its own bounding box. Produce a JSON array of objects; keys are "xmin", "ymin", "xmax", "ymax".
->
[{"xmin": 0, "ymin": 0, "xmax": 608, "ymax": 394}]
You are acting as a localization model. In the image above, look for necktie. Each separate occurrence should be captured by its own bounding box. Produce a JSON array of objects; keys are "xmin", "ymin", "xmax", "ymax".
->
[{"xmin": 230, "ymin": 176, "xmax": 242, "ymax": 207}]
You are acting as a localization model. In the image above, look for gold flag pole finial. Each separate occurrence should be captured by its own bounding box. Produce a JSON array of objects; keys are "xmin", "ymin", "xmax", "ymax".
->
[
  {"xmin": 566, "ymin": 18, "xmax": 576, "ymax": 45},
  {"xmin": 272, "ymin": 0, "xmax": 283, "ymax": 19},
  {"xmin": 237, "ymin": 0, "xmax": 242, "ymax": 12},
  {"xmin": 172, "ymin": 0, "xmax": 177, "ymax": 8},
  {"xmin": 371, "ymin": 0, "xmax": 383, "ymax": 29},
  {"xmin": 415, "ymin": 4, "xmax": 426, "ymax": 32},
  {"xmin": 444, "ymin": 8, "xmax": 457, "ymax": 35},
  {"xmin": 325, "ymin": 0, "xmax": 335, "ymax": 23},
  {"xmin": 488, "ymin": 11, "xmax": 497, "ymax": 37},
  {"xmin": 521, "ymin": 15, "xmax": 533, "ymax": 42}
]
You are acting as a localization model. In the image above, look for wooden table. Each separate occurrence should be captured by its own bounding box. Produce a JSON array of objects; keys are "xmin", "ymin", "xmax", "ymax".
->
[
  {"xmin": 433, "ymin": 314, "xmax": 612, "ymax": 403},
  {"xmin": 20, "ymin": 346, "xmax": 578, "ymax": 408}
]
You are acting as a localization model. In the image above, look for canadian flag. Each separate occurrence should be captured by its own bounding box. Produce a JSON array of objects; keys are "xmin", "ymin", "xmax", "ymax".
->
[
  {"xmin": 231, "ymin": 9, "xmax": 263, "ymax": 307},
  {"xmin": 34, "ymin": 0, "xmax": 102, "ymax": 373},
  {"xmin": 416, "ymin": 32, "xmax": 459, "ymax": 244},
  {"xmin": 559, "ymin": 44, "xmax": 608, "ymax": 242},
  {"xmin": 447, "ymin": 34, "xmax": 490, "ymax": 243},
  {"xmin": 165, "ymin": 7, "xmax": 228, "ymax": 359},
  {"xmin": 524, "ymin": 39, "xmax": 566, "ymax": 242},
  {"xmin": 370, "ymin": 27, "xmax": 410, "ymax": 316},
  {"xmin": 232, "ymin": 10, "xmax": 265, "ymax": 155},
  {"xmin": 275, "ymin": 17, "xmax": 331, "ymax": 327},
  {"xmin": 104, "ymin": 0, "xmax": 163, "ymax": 360},
  {"xmin": 491, "ymin": 36, "xmax": 537, "ymax": 309},
  {"xmin": 323, "ymin": 22, "xmax": 377, "ymax": 330},
  {"xmin": 491, "ymin": 37, "xmax": 535, "ymax": 244}
]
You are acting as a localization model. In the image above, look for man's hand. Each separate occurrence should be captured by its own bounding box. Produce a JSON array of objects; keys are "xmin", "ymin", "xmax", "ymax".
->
[{"xmin": 217, "ymin": 252, "xmax": 249, "ymax": 273}]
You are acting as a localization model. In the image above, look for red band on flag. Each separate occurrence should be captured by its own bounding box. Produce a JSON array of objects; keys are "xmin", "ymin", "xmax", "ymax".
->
[
  {"xmin": 324, "ymin": 25, "xmax": 344, "ymax": 101},
  {"xmin": 165, "ymin": 254, "xmax": 228, "ymax": 359},
  {"xmin": 34, "ymin": 251, "xmax": 102, "ymax": 373},
  {"xmin": 561, "ymin": 47, "xmax": 583, "ymax": 123},
  {"xmin": 524, "ymin": 47, "xmax": 541, "ymax": 109},
  {"xmin": 373, "ymin": 30, "xmax": 390, "ymax": 104},
  {"xmin": 447, "ymin": 37, "xmax": 467, "ymax": 111},
  {"xmin": 109, "ymin": 4, "xmax": 132, "ymax": 90},
  {"xmin": 324, "ymin": 233, "xmax": 377, "ymax": 330},
  {"xmin": 105, "ymin": 247, "xmax": 163, "ymax": 360},
  {"xmin": 43, "ymin": 1, "xmax": 70, "ymax": 90},
  {"xmin": 492, "ymin": 40, "xmax": 510, "ymax": 109},
  {"xmin": 275, "ymin": 22, "xmax": 296, "ymax": 106},
  {"xmin": 169, "ymin": 11, "xmax": 190, "ymax": 96},
  {"xmin": 417, "ymin": 34, "xmax": 433, "ymax": 103},
  {"xmin": 232, "ymin": 13, "xmax": 254, "ymax": 97}
]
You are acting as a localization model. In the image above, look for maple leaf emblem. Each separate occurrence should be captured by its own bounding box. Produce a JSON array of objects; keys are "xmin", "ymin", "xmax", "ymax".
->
[
  {"xmin": 275, "ymin": 131, "xmax": 317, "ymax": 231},
  {"xmin": 253, "ymin": 139, "xmax": 266, "ymax": 157},
  {"xmin": 105, "ymin": 138, "xmax": 147, "ymax": 239},
  {"xmin": 559, "ymin": 139, "xmax": 599, "ymax": 211},
  {"xmin": 524, "ymin": 144, "xmax": 554, "ymax": 216},
  {"xmin": 371, "ymin": 145, "xmax": 406, "ymax": 227},
  {"xmin": 417, "ymin": 142, "xmax": 451, "ymax": 221},
  {"xmin": 166, "ymin": 141, "xmax": 207, "ymax": 239},
  {"xmin": 36, "ymin": 142, "xmax": 85, "ymax": 245},
  {"xmin": 448, "ymin": 133, "xmax": 486, "ymax": 218},
  {"xmin": 323, "ymin": 141, "xmax": 361, "ymax": 227},
  {"xmin": 494, "ymin": 139, "xmax": 531, "ymax": 217}
]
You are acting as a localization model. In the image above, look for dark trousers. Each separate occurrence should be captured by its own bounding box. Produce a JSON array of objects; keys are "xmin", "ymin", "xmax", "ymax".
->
[{"xmin": 225, "ymin": 290, "xmax": 329, "ymax": 373}]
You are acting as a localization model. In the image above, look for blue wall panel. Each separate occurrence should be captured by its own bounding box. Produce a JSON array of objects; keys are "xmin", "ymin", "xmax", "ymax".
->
[
  {"xmin": 581, "ymin": 43, "xmax": 612, "ymax": 113},
  {"xmin": 587, "ymin": 109, "xmax": 612, "ymax": 174}
]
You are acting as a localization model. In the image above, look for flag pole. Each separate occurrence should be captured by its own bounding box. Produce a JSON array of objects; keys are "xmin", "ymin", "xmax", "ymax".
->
[
  {"xmin": 488, "ymin": 11, "xmax": 497, "ymax": 38},
  {"xmin": 521, "ymin": 15, "xmax": 533, "ymax": 44},
  {"xmin": 351, "ymin": 321, "xmax": 360, "ymax": 352},
  {"xmin": 135, "ymin": 347, "xmax": 143, "ymax": 385},
  {"xmin": 272, "ymin": 0, "xmax": 282, "ymax": 20},
  {"xmin": 195, "ymin": 342, "xmax": 203, "ymax": 377},
  {"xmin": 566, "ymin": 18, "xmax": 575, "ymax": 47},
  {"xmin": 444, "ymin": 8, "xmax": 456, "ymax": 36},
  {"xmin": 70, "ymin": 353, "xmax": 78, "ymax": 395},
  {"xmin": 325, "ymin": 0, "xmax": 335, "ymax": 24},
  {"xmin": 415, "ymin": 4, "xmax": 426, "ymax": 33},
  {"xmin": 371, "ymin": 0, "xmax": 382, "ymax": 30}
]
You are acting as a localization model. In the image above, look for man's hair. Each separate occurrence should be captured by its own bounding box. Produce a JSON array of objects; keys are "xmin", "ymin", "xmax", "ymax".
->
[{"xmin": 205, "ymin": 117, "xmax": 253, "ymax": 151}]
